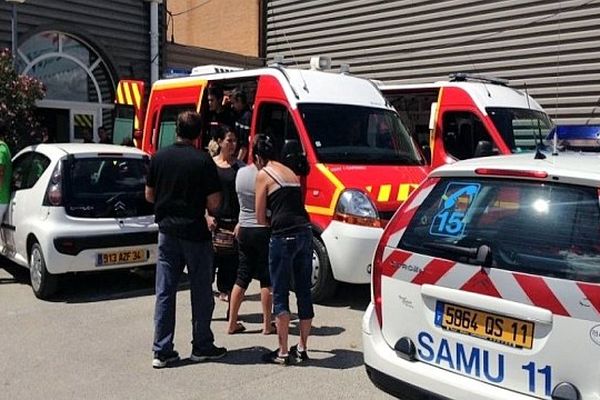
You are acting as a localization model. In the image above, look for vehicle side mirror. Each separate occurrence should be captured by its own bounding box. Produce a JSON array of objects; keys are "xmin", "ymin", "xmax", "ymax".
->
[
  {"xmin": 421, "ymin": 144, "xmax": 431, "ymax": 164},
  {"xmin": 474, "ymin": 140, "xmax": 496, "ymax": 158},
  {"xmin": 281, "ymin": 139, "xmax": 310, "ymax": 176}
]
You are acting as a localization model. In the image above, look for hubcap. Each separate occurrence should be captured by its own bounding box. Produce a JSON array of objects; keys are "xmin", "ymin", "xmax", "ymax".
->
[
  {"xmin": 30, "ymin": 247, "xmax": 43, "ymax": 291},
  {"xmin": 311, "ymin": 249, "xmax": 320, "ymax": 286}
]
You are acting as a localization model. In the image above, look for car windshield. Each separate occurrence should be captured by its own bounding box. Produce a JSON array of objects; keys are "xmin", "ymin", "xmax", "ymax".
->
[
  {"xmin": 298, "ymin": 103, "xmax": 424, "ymax": 165},
  {"xmin": 399, "ymin": 177, "xmax": 600, "ymax": 283},
  {"xmin": 487, "ymin": 107, "xmax": 554, "ymax": 153},
  {"xmin": 65, "ymin": 156, "xmax": 152, "ymax": 218}
]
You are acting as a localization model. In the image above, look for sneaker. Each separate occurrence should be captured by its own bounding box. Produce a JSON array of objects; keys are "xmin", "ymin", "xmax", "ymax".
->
[
  {"xmin": 190, "ymin": 345, "xmax": 227, "ymax": 362},
  {"xmin": 152, "ymin": 350, "xmax": 180, "ymax": 369},
  {"xmin": 289, "ymin": 345, "xmax": 309, "ymax": 364},
  {"xmin": 261, "ymin": 349, "xmax": 290, "ymax": 365}
]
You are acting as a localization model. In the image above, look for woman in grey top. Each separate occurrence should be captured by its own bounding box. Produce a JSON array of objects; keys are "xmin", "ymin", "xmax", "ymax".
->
[{"xmin": 227, "ymin": 163, "xmax": 274, "ymax": 334}]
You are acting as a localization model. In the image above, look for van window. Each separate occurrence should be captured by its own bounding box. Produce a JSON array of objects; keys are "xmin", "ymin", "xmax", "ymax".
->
[
  {"xmin": 399, "ymin": 178, "xmax": 600, "ymax": 283},
  {"xmin": 487, "ymin": 108, "xmax": 553, "ymax": 152},
  {"xmin": 299, "ymin": 103, "xmax": 423, "ymax": 165},
  {"xmin": 256, "ymin": 102, "xmax": 302, "ymax": 158},
  {"xmin": 442, "ymin": 112, "xmax": 495, "ymax": 160},
  {"xmin": 65, "ymin": 156, "xmax": 153, "ymax": 218},
  {"xmin": 156, "ymin": 105, "xmax": 195, "ymax": 150},
  {"xmin": 113, "ymin": 105, "xmax": 135, "ymax": 145}
]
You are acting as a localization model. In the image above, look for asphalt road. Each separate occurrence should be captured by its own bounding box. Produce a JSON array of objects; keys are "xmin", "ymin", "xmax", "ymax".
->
[{"xmin": 0, "ymin": 259, "xmax": 394, "ymax": 400}]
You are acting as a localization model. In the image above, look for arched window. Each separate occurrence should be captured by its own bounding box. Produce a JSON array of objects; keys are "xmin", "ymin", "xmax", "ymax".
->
[{"xmin": 16, "ymin": 32, "xmax": 116, "ymax": 143}]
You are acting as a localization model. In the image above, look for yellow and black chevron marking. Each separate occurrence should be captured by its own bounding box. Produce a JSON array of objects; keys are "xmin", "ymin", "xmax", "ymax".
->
[
  {"xmin": 366, "ymin": 183, "xmax": 419, "ymax": 202},
  {"xmin": 74, "ymin": 114, "xmax": 93, "ymax": 129},
  {"xmin": 116, "ymin": 80, "xmax": 143, "ymax": 129}
]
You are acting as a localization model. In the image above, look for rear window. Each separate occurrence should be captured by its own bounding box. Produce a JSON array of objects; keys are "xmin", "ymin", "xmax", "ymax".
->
[
  {"xmin": 65, "ymin": 156, "xmax": 152, "ymax": 218},
  {"xmin": 399, "ymin": 177, "xmax": 600, "ymax": 283}
]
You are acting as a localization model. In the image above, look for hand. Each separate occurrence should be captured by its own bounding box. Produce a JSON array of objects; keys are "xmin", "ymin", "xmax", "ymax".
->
[
  {"xmin": 206, "ymin": 215, "xmax": 217, "ymax": 232},
  {"xmin": 233, "ymin": 223, "xmax": 240, "ymax": 238}
]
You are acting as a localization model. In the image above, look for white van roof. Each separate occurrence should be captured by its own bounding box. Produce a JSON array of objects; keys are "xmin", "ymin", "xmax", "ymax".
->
[
  {"xmin": 153, "ymin": 66, "xmax": 390, "ymax": 110},
  {"xmin": 379, "ymin": 81, "xmax": 545, "ymax": 114}
]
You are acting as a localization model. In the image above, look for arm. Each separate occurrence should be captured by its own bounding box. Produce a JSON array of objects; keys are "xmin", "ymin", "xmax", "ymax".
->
[
  {"xmin": 0, "ymin": 165, "xmax": 5, "ymax": 188},
  {"xmin": 206, "ymin": 191, "xmax": 222, "ymax": 216},
  {"xmin": 145, "ymin": 185, "xmax": 155, "ymax": 203},
  {"xmin": 255, "ymin": 170, "xmax": 269, "ymax": 226}
]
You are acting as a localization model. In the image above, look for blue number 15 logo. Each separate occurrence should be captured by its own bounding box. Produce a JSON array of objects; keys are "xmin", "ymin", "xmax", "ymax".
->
[{"xmin": 429, "ymin": 183, "xmax": 480, "ymax": 238}]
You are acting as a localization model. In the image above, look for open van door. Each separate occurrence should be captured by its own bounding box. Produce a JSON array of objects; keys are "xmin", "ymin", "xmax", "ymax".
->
[{"xmin": 113, "ymin": 80, "xmax": 145, "ymax": 147}]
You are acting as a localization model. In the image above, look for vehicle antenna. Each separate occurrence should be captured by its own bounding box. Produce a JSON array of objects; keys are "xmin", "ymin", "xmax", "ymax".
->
[
  {"xmin": 269, "ymin": 5, "xmax": 309, "ymax": 93},
  {"xmin": 524, "ymin": 82, "xmax": 546, "ymax": 160}
]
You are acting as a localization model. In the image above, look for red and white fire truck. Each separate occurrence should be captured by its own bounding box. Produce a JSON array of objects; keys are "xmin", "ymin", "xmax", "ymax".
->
[
  {"xmin": 379, "ymin": 73, "xmax": 554, "ymax": 168},
  {"xmin": 114, "ymin": 60, "xmax": 429, "ymax": 301}
]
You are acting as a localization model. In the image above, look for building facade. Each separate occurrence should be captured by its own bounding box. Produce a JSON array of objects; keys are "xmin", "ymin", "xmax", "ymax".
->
[
  {"xmin": 265, "ymin": 0, "xmax": 600, "ymax": 124},
  {"xmin": 0, "ymin": 0, "xmax": 158, "ymax": 143}
]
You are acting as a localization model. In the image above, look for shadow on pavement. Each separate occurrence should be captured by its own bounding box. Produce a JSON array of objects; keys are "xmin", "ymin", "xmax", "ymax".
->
[
  {"xmin": 301, "ymin": 348, "xmax": 364, "ymax": 369},
  {"xmin": 317, "ymin": 283, "xmax": 371, "ymax": 311},
  {"xmin": 177, "ymin": 346, "xmax": 364, "ymax": 369},
  {"xmin": 0, "ymin": 256, "xmax": 30, "ymax": 285},
  {"xmin": 289, "ymin": 321, "xmax": 345, "ymax": 337},
  {"xmin": 52, "ymin": 268, "xmax": 178, "ymax": 304}
]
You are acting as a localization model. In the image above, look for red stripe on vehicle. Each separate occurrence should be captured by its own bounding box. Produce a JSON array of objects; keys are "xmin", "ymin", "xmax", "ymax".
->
[
  {"xmin": 577, "ymin": 282, "xmax": 600, "ymax": 316},
  {"xmin": 411, "ymin": 259, "xmax": 456, "ymax": 285},
  {"xmin": 382, "ymin": 249, "xmax": 413, "ymax": 277},
  {"xmin": 460, "ymin": 270, "xmax": 502, "ymax": 298},
  {"xmin": 394, "ymin": 206, "xmax": 418, "ymax": 231},
  {"xmin": 514, "ymin": 274, "xmax": 570, "ymax": 316}
]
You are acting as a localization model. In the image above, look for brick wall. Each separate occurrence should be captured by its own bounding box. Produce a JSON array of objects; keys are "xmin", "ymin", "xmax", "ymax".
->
[{"xmin": 167, "ymin": 0, "xmax": 259, "ymax": 57}]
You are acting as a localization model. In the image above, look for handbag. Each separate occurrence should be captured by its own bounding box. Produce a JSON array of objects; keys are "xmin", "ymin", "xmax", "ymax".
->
[{"xmin": 212, "ymin": 227, "xmax": 236, "ymax": 255}]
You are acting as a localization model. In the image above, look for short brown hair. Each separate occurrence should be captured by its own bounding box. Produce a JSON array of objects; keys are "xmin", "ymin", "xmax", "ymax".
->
[{"xmin": 176, "ymin": 111, "xmax": 202, "ymax": 140}]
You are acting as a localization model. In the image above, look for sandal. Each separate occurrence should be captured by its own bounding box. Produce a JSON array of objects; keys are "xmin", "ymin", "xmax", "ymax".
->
[
  {"xmin": 262, "ymin": 321, "xmax": 277, "ymax": 335},
  {"xmin": 227, "ymin": 322, "xmax": 246, "ymax": 335}
]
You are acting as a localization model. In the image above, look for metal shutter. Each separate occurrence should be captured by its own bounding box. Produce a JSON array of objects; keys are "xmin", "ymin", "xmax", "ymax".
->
[{"xmin": 266, "ymin": 0, "xmax": 600, "ymax": 124}]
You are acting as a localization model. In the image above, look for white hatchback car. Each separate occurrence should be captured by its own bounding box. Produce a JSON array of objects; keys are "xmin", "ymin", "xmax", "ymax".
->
[
  {"xmin": 0, "ymin": 143, "xmax": 158, "ymax": 299},
  {"xmin": 363, "ymin": 153, "xmax": 600, "ymax": 399}
]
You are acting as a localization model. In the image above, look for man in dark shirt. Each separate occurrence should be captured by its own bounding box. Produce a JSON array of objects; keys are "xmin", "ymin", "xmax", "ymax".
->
[
  {"xmin": 145, "ymin": 110, "xmax": 226, "ymax": 368},
  {"xmin": 204, "ymin": 86, "xmax": 235, "ymax": 154},
  {"xmin": 231, "ymin": 89, "xmax": 252, "ymax": 161}
]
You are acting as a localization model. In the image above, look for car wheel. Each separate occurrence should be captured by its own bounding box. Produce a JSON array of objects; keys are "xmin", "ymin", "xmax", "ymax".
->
[
  {"xmin": 29, "ymin": 242, "xmax": 58, "ymax": 299},
  {"xmin": 310, "ymin": 236, "xmax": 337, "ymax": 303}
]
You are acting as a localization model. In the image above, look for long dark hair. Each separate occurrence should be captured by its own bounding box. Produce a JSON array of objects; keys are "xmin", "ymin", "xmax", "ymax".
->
[{"xmin": 253, "ymin": 134, "xmax": 276, "ymax": 162}]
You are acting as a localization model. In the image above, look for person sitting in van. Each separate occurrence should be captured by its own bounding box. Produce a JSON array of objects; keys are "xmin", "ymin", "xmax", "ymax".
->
[
  {"xmin": 206, "ymin": 86, "xmax": 235, "ymax": 144},
  {"xmin": 231, "ymin": 89, "xmax": 252, "ymax": 161}
]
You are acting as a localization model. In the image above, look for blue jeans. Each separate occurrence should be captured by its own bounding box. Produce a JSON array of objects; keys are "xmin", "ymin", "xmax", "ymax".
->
[
  {"xmin": 153, "ymin": 233, "xmax": 215, "ymax": 354},
  {"xmin": 269, "ymin": 227, "xmax": 314, "ymax": 320}
]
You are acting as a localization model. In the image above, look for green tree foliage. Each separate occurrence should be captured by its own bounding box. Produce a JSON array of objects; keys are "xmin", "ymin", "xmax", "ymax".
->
[{"xmin": 0, "ymin": 48, "xmax": 46, "ymax": 152}]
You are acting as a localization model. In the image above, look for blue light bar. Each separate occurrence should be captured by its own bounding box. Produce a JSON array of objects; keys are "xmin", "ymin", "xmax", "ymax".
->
[{"xmin": 546, "ymin": 124, "xmax": 600, "ymax": 150}]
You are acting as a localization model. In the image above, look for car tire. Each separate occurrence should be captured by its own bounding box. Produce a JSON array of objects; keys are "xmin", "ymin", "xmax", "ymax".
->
[
  {"xmin": 29, "ymin": 242, "xmax": 58, "ymax": 300},
  {"xmin": 310, "ymin": 236, "xmax": 337, "ymax": 303}
]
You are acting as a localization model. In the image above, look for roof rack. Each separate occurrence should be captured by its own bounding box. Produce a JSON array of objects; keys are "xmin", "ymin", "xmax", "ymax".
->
[
  {"xmin": 449, "ymin": 72, "xmax": 509, "ymax": 86},
  {"xmin": 190, "ymin": 65, "xmax": 243, "ymax": 76}
]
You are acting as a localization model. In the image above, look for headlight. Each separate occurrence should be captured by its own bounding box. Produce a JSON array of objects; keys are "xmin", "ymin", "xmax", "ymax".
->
[{"xmin": 334, "ymin": 189, "xmax": 380, "ymax": 227}]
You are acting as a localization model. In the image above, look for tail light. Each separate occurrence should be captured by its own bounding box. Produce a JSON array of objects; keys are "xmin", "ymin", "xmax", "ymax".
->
[
  {"xmin": 43, "ymin": 161, "xmax": 63, "ymax": 206},
  {"xmin": 475, "ymin": 168, "xmax": 548, "ymax": 179}
]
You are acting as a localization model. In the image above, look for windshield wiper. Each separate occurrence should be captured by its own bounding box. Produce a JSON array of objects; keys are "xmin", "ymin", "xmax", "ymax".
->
[{"xmin": 424, "ymin": 242, "xmax": 492, "ymax": 266}]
